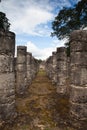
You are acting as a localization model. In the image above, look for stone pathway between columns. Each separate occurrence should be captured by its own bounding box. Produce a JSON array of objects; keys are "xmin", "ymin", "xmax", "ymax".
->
[{"xmin": 3, "ymin": 69, "xmax": 75, "ymax": 130}]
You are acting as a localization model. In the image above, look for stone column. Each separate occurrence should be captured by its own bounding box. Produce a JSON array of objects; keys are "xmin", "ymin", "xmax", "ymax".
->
[
  {"xmin": 56, "ymin": 47, "xmax": 67, "ymax": 95},
  {"xmin": 16, "ymin": 46, "xmax": 27, "ymax": 96},
  {"xmin": 70, "ymin": 30, "xmax": 87, "ymax": 120},
  {"xmin": 46, "ymin": 56, "xmax": 53, "ymax": 80},
  {"xmin": 34, "ymin": 58, "xmax": 39, "ymax": 74},
  {"xmin": 31, "ymin": 56, "xmax": 35, "ymax": 79},
  {"xmin": 31, "ymin": 56, "xmax": 38, "ymax": 80},
  {"xmin": 52, "ymin": 52, "xmax": 57, "ymax": 85},
  {"xmin": 27, "ymin": 52, "xmax": 32, "ymax": 86},
  {"xmin": 66, "ymin": 57, "xmax": 70, "ymax": 95},
  {"xmin": 0, "ymin": 30, "xmax": 17, "ymax": 122}
]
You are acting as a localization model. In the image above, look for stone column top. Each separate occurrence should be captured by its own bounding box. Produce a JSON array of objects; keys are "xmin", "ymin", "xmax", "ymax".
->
[
  {"xmin": 27, "ymin": 52, "xmax": 32, "ymax": 56},
  {"xmin": 70, "ymin": 30, "xmax": 87, "ymax": 42},
  {"xmin": 52, "ymin": 52, "xmax": 56, "ymax": 55},
  {"xmin": 17, "ymin": 46, "xmax": 27, "ymax": 55},
  {"xmin": 0, "ymin": 30, "xmax": 15, "ymax": 37},
  {"xmin": 70, "ymin": 30, "xmax": 87, "ymax": 52},
  {"xmin": 57, "ymin": 47, "xmax": 66, "ymax": 53},
  {"xmin": 17, "ymin": 46, "xmax": 27, "ymax": 50},
  {"xmin": 0, "ymin": 30, "xmax": 15, "ymax": 54}
]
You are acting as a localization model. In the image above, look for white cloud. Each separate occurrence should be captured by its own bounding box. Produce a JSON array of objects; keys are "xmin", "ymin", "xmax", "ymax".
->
[
  {"xmin": 52, "ymin": 38, "xmax": 67, "ymax": 47},
  {"xmin": 26, "ymin": 41, "xmax": 51, "ymax": 60},
  {"xmin": 0, "ymin": 0, "xmax": 78, "ymax": 60},
  {"xmin": 0, "ymin": 0, "xmax": 54, "ymax": 36},
  {"xmin": 0, "ymin": 0, "xmax": 79, "ymax": 36},
  {"xmin": 26, "ymin": 39, "xmax": 65, "ymax": 60}
]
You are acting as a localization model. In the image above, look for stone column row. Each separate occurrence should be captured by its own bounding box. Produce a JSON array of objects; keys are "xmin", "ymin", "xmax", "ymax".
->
[
  {"xmin": 45, "ymin": 47, "xmax": 68, "ymax": 95},
  {"xmin": 16, "ymin": 46, "xmax": 39, "ymax": 96},
  {"xmin": 45, "ymin": 30, "xmax": 87, "ymax": 122},
  {"xmin": 0, "ymin": 30, "xmax": 39, "ymax": 124}
]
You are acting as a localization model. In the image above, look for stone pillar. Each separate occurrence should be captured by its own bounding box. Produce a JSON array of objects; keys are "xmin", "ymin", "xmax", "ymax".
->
[
  {"xmin": 46, "ymin": 56, "xmax": 53, "ymax": 80},
  {"xmin": 31, "ymin": 56, "xmax": 38, "ymax": 79},
  {"xmin": 27, "ymin": 52, "xmax": 32, "ymax": 86},
  {"xmin": 31, "ymin": 56, "xmax": 35, "ymax": 79},
  {"xmin": 66, "ymin": 57, "xmax": 70, "ymax": 95},
  {"xmin": 33, "ymin": 58, "xmax": 39, "ymax": 76},
  {"xmin": 56, "ymin": 47, "xmax": 67, "ymax": 95},
  {"xmin": 52, "ymin": 52, "xmax": 57, "ymax": 84},
  {"xmin": 0, "ymin": 30, "xmax": 17, "ymax": 122},
  {"xmin": 70, "ymin": 30, "xmax": 87, "ymax": 120},
  {"xmin": 16, "ymin": 46, "xmax": 27, "ymax": 96}
]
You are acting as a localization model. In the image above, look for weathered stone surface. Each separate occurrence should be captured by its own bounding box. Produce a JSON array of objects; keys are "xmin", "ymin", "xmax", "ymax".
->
[
  {"xmin": 46, "ymin": 56, "xmax": 53, "ymax": 80},
  {"xmin": 45, "ymin": 47, "xmax": 69, "ymax": 95},
  {"xmin": 70, "ymin": 52, "xmax": 87, "ymax": 66},
  {"xmin": 27, "ymin": 52, "xmax": 32, "ymax": 85},
  {"xmin": 70, "ymin": 30, "xmax": 87, "ymax": 44},
  {"xmin": 70, "ymin": 102, "xmax": 87, "ymax": 120},
  {"xmin": 16, "ymin": 46, "xmax": 27, "ymax": 96},
  {"xmin": 0, "ymin": 31, "xmax": 15, "ymax": 54},
  {"xmin": 70, "ymin": 85, "xmax": 87, "ymax": 103},
  {"xmin": 52, "ymin": 52, "xmax": 58, "ymax": 84},
  {"xmin": 0, "ymin": 30, "xmax": 16, "ymax": 122},
  {"xmin": 0, "ymin": 54, "xmax": 14, "ymax": 72},
  {"xmin": 70, "ymin": 30, "xmax": 87, "ymax": 121},
  {"xmin": 70, "ymin": 67, "xmax": 87, "ymax": 86},
  {"xmin": 56, "ymin": 47, "xmax": 67, "ymax": 95}
]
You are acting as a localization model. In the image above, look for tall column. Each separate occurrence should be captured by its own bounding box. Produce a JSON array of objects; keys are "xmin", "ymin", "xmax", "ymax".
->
[
  {"xmin": 16, "ymin": 46, "xmax": 27, "ymax": 96},
  {"xmin": 56, "ymin": 47, "xmax": 67, "ymax": 95},
  {"xmin": 70, "ymin": 30, "xmax": 87, "ymax": 120},
  {"xmin": 27, "ymin": 52, "xmax": 32, "ymax": 86},
  {"xmin": 52, "ymin": 52, "xmax": 57, "ymax": 84},
  {"xmin": 0, "ymin": 30, "xmax": 17, "ymax": 122},
  {"xmin": 46, "ymin": 56, "xmax": 53, "ymax": 80},
  {"xmin": 31, "ymin": 56, "xmax": 35, "ymax": 79}
]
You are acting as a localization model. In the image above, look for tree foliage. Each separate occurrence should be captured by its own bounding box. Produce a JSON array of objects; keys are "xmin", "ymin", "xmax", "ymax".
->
[
  {"xmin": 0, "ymin": 12, "xmax": 10, "ymax": 31},
  {"xmin": 51, "ymin": 0, "xmax": 87, "ymax": 40}
]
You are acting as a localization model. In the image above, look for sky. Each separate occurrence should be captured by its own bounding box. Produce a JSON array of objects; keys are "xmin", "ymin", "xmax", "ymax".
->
[{"xmin": 0, "ymin": 0, "xmax": 79, "ymax": 60}]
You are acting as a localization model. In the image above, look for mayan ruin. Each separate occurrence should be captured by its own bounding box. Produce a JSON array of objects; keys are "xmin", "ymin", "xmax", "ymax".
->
[
  {"xmin": 0, "ymin": 0, "xmax": 87, "ymax": 130},
  {"xmin": 0, "ymin": 29, "xmax": 86, "ymax": 130}
]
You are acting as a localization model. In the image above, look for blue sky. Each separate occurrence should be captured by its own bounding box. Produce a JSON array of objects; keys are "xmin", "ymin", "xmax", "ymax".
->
[{"xmin": 0, "ymin": 0, "xmax": 79, "ymax": 60}]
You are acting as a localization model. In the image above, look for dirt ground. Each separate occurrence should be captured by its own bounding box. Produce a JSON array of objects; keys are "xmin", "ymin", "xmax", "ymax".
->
[{"xmin": 1, "ymin": 70, "xmax": 86, "ymax": 130}]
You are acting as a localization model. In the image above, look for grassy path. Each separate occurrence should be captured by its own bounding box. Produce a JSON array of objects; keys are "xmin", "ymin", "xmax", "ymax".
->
[{"xmin": 3, "ymin": 69, "xmax": 74, "ymax": 130}]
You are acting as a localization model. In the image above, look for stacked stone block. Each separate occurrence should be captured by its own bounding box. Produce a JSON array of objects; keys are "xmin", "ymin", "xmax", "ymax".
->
[
  {"xmin": 27, "ymin": 52, "xmax": 32, "ymax": 86},
  {"xmin": 56, "ymin": 47, "xmax": 67, "ymax": 94},
  {"xmin": 16, "ymin": 46, "xmax": 27, "ymax": 96},
  {"xmin": 45, "ymin": 56, "xmax": 53, "ymax": 80},
  {"xmin": 31, "ymin": 56, "xmax": 36, "ymax": 79},
  {"xmin": 45, "ymin": 47, "xmax": 68, "ymax": 95},
  {"xmin": 52, "ymin": 52, "xmax": 58, "ymax": 84},
  {"xmin": 0, "ymin": 30, "xmax": 17, "ymax": 122},
  {"xmin": 27, "ymin": 52, "xmax": 39, "ymax": 86},
  {"xmin": 33, "ymin": 58, "xmax": 39, "ymax": 76},
  {"xmin": 70, "ymin": 30, "xmax": 87, "ymax": 120}
]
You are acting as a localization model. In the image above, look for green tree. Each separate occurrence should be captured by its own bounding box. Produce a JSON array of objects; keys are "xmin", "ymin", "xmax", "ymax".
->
[
  {"xmin": 51, "ymin": 0, "xmax": 87, "ymax": 56},
  {"xmin": 0, "ymin": 12, "xmax": 10, "ymax": 31},
  {"xmin": 51, "ymin": 0, "xmax": 87, "ymax": 39}
]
